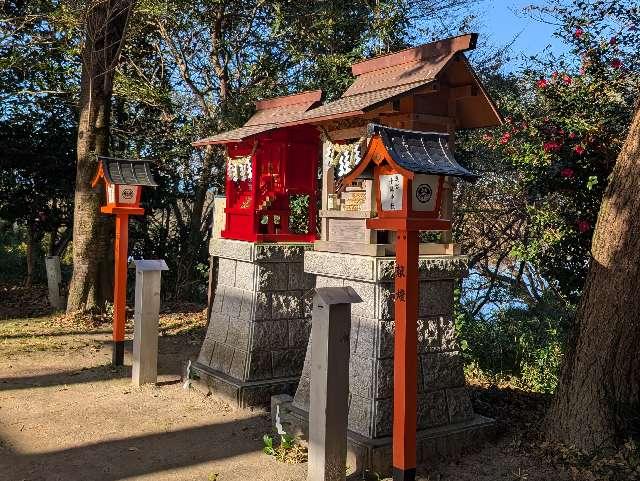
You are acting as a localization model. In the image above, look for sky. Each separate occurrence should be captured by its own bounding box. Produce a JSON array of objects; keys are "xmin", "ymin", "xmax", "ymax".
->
[{"xmin": 470, "ymin": 0, "xmax": 568, "ymax": 69}]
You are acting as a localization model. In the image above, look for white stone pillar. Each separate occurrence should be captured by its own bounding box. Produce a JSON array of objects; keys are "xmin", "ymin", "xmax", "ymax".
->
[
  {"xmin": 45, "ymin": 256, "xmax": 65, "ymax": 310},
  {"xmin": 131, "ymin": 259, "xmax": 168, "ymax": 386},
  {"xmin": 307, "ymin": 286, "xmax": 362, "ymax": 481}
]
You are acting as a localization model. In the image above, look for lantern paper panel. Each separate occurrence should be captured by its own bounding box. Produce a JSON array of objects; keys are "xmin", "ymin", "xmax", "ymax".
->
[{"xmin": 380, "ymin": 173, "xmax": 403, "ymax": 211}]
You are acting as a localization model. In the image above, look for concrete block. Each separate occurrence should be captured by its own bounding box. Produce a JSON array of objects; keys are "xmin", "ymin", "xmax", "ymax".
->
[
  {"xmin": 420, "ymin": 280, "xmax": 454, "ymax": 317},
  {"xmin": 348, "ymin": 394, "xmax": 372, "ymax": 437},
  {"xmin": 418, "ymin": 390, "xmax": 448, "ymax": 428},
  {"xmin": 374, "ymin": 358, "xmax": 394, "ymax": 398},
  {"xmin": 217, "ymin": 258, "xmax": 237, "ymax": 287},
  {"xmin": 254, "ymin": 292, "xmax": 272, "ymax": 320},
  {"xmin": 287, "ymin": 262, "xmax": 305, "ymax": 290},
  {"xmin": 229, "ymin": 349, "xmax": 247, "ymax": 379},
  {"xmin": 235, "ymin": 260, "xmax": 256, "ymax": 290},
  {"xmin": 440, "ymin": 316, "xmax": 458, "ymax": 350},
  {"xmin": 446, "ymin": 387, "xmax": 474, "ymax": 423},
  {"xmin": 377, "ymin": 282, "xmax": 395, "ymax": 320},
  {"xmin": 222, "ymin": 286, "xmax": 244, "ymax": 318},
  {"xmin": 418, "ymin": 317, "xmax": 440, "ymax": 352},
  {"xmin": 349, "ymin": 281, "xmax": 376, "ymax": 318},
  {"xmin": 258, "ymin": 262, "xmax": 289, "ymax": 291},
  {"xmin": 272, "ymin": 291, "xmax": 303, "ymax": 319},
  {"xmin": 253, "ymin": 319, "xmax": 288, "ymax": 351},
  {"xmin": 421, "ymin": 352, "xmax": 465, "ymax": 390},
  {"xmin": 373, "ymin": 398, "xmax": 393, "ymax": 437},
  {"xmin": 377, "ymin": 319, "xmax": 394, "ymax": 358},
  {"xmin": 349, "ymin": 355, "xmax": 373, "ymax": 398},
  {"xmin": 247, "ymin": 350, "xmax": 272, "ymax": 381},
  {"xmin": 353, "ymin": 316, "xmax": 377, "ymax": 357},
  {"xmin": 225, "ymin": 316, "xmax": 250, "ymax": 351},
  {"xmin": 305, "ymin": 250, "xmax": 374, "ymax": 281},
  {"xmin": 209, "ymin": 312, "xmax": 230, "ymax": 342},
  {"xmin": 210, "ymin": 342, "xmax": 235, "ymax": 374},
  {"xmin": 288, "ymin": 318, "xmax": 311, "ymax": 348},
  {"xmin": 272, "ymin": 348, "xmax": 306, "ymax": 378}
]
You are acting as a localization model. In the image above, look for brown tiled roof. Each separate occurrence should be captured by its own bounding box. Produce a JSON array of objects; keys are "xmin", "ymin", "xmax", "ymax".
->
[
  {"xmin": 300, "ymin": 34, "xmax": 478, "ymax": 123},
  {"xmin": 193, "ymin": 90, "xmax": 321, "ymax": 146},
  {"xmin": 298, "ymin": 80, "xmax": 433, "ymax": 122},
  {"xmin": 193, "ymin": 34, "xmax": 496, "ymax": 146}
]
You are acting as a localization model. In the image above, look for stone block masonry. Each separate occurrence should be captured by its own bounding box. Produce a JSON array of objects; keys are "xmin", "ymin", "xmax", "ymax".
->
[
  {"xmin": 192, "ymin": 239, "xmax": 314, "ymax": 407},
  {"xmin": 278, "ymin": 250, "xmax": 494, "ymax": 477}
]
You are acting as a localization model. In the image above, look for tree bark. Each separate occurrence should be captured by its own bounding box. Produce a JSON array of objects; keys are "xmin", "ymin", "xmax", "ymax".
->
[
  {"xmin": 544, "ymin": 106, "xmax": 640, "ymax": 452},
  {"xmin": 66, "ymin": 0, "xmax": 134, "ymax": 313}
]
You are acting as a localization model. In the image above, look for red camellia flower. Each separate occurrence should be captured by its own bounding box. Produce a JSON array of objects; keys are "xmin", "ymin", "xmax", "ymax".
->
[
  {"xmin": 574, "ymin": 28, "xmax": 584, "ymax": 38},
  {"xmin": 500, "ymin": 132, "xmax": 511, "ymax": 144},
  {"xmin": 611, "ymin": 58, "xmax": 622, "ymax": 69},
  {"xmin": 577, "ymin": 220, "xmax": 591, "ymax": 233},
  {"xmin": 563, "ymin": 75, "xmax": 572, "ymax": 85},
  {"xmin": 543, "ymin": 141, "xmax": 561, "ymax": 152},
  {"xmin": 537, "ymin": 78, "xmax": 548, "ymax": 88},
  {"xmin": 568, "ymin": 132, "xmax": 576, "ymax": 139},
  {"xmin": 552, "ymin": 71, "xmax": 559, "ymax": 79},
  {"xmin": 574, "ymin": 145, "xmax": 586, "ymax": 155},
  {"xmin": 561, "ymin": 167, "xmax": 575, "ymax": 178}
]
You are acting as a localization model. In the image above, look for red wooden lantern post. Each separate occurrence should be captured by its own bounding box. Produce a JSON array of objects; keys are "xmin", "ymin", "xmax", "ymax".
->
[
  {"xmin": 342, "ymin": 125, "xmax": 477, "ymax": 481},
  {"xmin": 92, "ymin": 157, "xmax": 158, "ymax": 365}
]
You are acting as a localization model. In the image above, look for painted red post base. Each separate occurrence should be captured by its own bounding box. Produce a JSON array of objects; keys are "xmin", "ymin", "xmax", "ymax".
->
[{"xmin": 392, "ymin": 230, "xmax": 419, "ymax": 481}]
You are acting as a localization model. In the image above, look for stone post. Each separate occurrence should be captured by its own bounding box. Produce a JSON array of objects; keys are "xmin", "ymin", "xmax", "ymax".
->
[
  {"xmin": 45, "ymin": 256, "xmax": 65, "ymax": 310},
  {"xmin": 131, "ymin": 259, "xmax": 168, "ymax": 386},
  {"xmin": 308, "ymin": 287, "xmax": 362, "ymax": 481}
]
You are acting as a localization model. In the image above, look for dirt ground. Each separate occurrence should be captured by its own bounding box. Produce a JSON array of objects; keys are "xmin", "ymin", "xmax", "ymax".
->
[{"xmin": 0, "ymin": 304, "xmax": 574, "ymax": 481}]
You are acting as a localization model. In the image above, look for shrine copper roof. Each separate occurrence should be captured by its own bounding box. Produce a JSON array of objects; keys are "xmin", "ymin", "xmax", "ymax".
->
[
  {"xmin": 369, "ymin": 124, "xmax": 478, "ymax": 180},
  {"xmin": 193, "ymin": 90, "xmax": 322, "ymax": 146},
  {"xmin": 193, "ymin": 33, "xmax": 501, "ymax": 146}
]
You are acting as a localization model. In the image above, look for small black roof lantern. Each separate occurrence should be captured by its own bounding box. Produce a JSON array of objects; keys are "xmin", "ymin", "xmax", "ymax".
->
[
  {"xmin": 98, "ymin": 156, "xmax": 158, "ymax": 187},
  {"xmin": 367, "ymin": 124, "xmax": 479, "ymax": 180}
]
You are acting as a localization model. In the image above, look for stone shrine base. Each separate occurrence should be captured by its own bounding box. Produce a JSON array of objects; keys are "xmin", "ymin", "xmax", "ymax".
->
[
  {"xmin": 191, "ymin": 361, "xmax": 300, "ymax": 408},
  {"xmin": 272, "ymin": 394, "xmax": 496, "ymax": 477}
]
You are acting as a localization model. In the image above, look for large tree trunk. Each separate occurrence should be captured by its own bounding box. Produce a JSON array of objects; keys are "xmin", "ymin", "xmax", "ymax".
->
[
  {"xmin": 66, "ymin": 0, "xmax": 134, "ymax": 313},
  {"xmin": 544, "ymin": 106, "xmax": 640, "ymax": 452}
]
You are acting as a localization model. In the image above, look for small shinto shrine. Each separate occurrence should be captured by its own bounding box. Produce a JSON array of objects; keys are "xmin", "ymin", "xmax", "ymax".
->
[
  {"xmin": 195, "ymin": 90, "xmax": 322, "ymax": 242},
  {"xmin": 193, "ymin": 33, "xmax": 502, "ymax": 478}
]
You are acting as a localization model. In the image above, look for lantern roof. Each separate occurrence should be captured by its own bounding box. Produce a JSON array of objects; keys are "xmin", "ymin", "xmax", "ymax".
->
[
  {"xmin": 95, "ymin": 157, "xmax": 158, "ymax": 187},
  {"xmin": 368, "ymin": 124, "xmax": 478, "ymax": 180}
]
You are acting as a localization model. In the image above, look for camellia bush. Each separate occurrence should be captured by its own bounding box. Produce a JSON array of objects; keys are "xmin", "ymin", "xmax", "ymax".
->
[
  {"xmin": 455, "ymin": 0, "xmax": 640, "ymax": 391},
  {"xmin": 483, "ymin": 13, "xmax": 639, "ymax": 299}
]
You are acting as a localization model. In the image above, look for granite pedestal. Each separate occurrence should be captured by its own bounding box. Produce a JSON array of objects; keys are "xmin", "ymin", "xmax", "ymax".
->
[
  {"xmin": 192, "ymin": 239, "xmax": 314, "ymax": 407},
  {"xmin": 272, "ymin": 251, "xmax": 495, "ymax": 476}
]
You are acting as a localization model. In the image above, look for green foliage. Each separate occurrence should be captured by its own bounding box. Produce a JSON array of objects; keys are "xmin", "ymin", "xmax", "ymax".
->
[
  {"xmin": 477, "ymin": 0, "xmax": 640, "ymax": 300},
  {"xmin": 262, "ymin": 432, "xmax": 306, "ymax": 463},
  {"xmin": 457, "ymin": 300, "xmax": 570, "ymax": 393},
  {"xmin": 289, "ymin": 195, "xmax": 310, "ymax": 234}
]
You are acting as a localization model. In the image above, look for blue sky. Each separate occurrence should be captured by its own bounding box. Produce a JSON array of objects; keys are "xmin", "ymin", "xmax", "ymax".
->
[{"xmin": 471, "ymin": 1, "xmax": 568, "ymax": 69}]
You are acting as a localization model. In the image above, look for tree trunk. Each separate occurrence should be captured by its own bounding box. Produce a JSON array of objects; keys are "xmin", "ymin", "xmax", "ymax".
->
[
  {"xmin": 66, "ymin": 0, "xmax": 134, "ymax": 313},
  {"xmin": 544, "ymin": 106, "xmax": 640, "ymax": 452}
]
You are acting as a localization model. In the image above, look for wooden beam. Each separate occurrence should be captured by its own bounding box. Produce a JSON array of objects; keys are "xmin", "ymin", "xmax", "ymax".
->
[
  {"xmin": 450, "ymin": 84, "xmax": 475, "ymax": 99},
  {"xmin": 327, "ymin": 126, "xmax": 366, "ymax": 141}
]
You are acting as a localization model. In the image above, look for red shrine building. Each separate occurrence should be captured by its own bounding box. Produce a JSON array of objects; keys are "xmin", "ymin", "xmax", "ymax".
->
[{"xmin": 193, "ymin": 90, "xmax": 323, "ymax": 242}]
